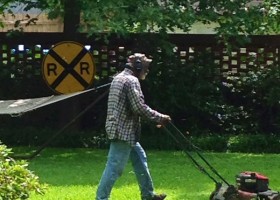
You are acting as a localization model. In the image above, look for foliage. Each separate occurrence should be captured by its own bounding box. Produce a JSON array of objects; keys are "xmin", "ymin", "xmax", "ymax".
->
[
  {"xmin": 0, "ymin": 1, "xmax": 39, "ymax": 32},
  {"xmin": 145, "ymin": 50, "xmax": 226, "ymax": 135},
  {"xmin": 0, "ymin": 126, "xmax": 109, "ymax": 149},
  {"xmin": 0, "ymin": 142, "xmax": 46, "ymax": 199},
  {"xmin": 2, "ymin": 123, "xmax": 280, "ymax": 153},
  {"xmin": 0, "ymin": 0, "xmax": 279, "ymax": 40},
  {"xmin": 143, "ymin": 48, "xmax": 280, "ymax": 137},
  {"xmin": 222, "ymin": 64, "xmax": 280, "ymax": 134},
  {"xmin": 197, "ymin": 0, "xmax": 280, "ymax": 43},
  {"xmin": 226, "ymin": 134, "xmax": 280, "ymax": 153},
  {"xmin": 193, "ymin": 134, "xmax": 227, "ymax": 152}
]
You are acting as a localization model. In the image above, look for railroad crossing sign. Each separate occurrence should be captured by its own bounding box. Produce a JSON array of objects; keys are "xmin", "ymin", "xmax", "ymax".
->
[{"xmin": 42, "ymin": 41, "xmax": 95, "ymax": 94}]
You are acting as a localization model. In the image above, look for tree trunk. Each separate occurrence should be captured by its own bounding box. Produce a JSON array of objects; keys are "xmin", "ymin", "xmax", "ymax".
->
[{"xmin": 63, "ymin": 0, "xmax": 81, "ymax": 34}]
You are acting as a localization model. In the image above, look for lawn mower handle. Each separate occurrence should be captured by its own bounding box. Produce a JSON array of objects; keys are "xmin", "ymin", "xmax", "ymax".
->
[{"xmin": 163, "ymin": 121, "xmax": 231, "ymax": 186}]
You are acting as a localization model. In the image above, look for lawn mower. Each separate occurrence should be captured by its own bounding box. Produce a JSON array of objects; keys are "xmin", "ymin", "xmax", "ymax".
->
[{"xmin": 163, "ymin": 122, "xmax": 280, "ymax": 200}]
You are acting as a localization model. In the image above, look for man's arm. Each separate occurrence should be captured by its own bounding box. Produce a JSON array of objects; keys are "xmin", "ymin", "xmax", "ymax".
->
[{"xmin": 126, "ymin": 80, "xmax": 170, "ymax": 124}]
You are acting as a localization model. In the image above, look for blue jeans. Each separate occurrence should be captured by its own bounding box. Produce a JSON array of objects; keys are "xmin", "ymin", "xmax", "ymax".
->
[{"xmin": 96, "ymin": 140, "xmax": 155, "ymax": 200}]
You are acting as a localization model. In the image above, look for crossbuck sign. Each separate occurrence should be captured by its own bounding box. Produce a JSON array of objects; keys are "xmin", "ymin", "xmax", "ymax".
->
[{"xmin": 42, "ymin": 41, "xmax": 95, "ymax": 94}]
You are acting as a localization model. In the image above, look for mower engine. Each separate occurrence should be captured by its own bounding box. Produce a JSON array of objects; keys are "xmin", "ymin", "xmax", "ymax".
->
[{"xmin": 210, "ymin": 172, "xmax": 280, "ymax": 200}]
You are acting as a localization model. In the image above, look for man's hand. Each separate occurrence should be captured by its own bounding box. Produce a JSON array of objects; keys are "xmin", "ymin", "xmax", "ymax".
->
[{"xmin": 157, "ymin": 115, "xmax": 171, "ymax": 128}]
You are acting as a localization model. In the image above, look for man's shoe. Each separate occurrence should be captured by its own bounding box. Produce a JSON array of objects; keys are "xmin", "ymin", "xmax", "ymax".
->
[{"xmin": 152, "ymin": 193, "xmax": 167, "ymax": 200}]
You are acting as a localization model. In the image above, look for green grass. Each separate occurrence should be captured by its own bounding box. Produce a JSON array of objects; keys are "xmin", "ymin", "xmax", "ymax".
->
[{"xmin": 15, "ymin": 148, "xmax": 280, "ymax": 200}]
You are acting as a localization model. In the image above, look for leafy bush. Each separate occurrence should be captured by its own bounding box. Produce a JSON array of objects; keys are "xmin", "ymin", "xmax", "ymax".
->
[
  {"xmin": 226, "ymin": 134, "xmax": 280, "ymax": 153},
  {"xmin": 146, "ymin": 50, "xmax": 225, "ymax": 135},
  {"xmin": 0, "ymin": 126, "xmax": 109, "ymax": 149},
  {"xmin": 192, "ymin": 134, "xmax": 228, "ymax": 152},
  {"xmin": 223, "ymin": 64, "xmax": 280, "ymax": 134},
  {"xmin": 0, "ymin": 142, "xmax": 46, "ymax": 199}
]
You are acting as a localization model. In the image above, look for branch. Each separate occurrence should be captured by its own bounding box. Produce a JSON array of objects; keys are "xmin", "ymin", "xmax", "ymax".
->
[{"xmin": 0, "ymin": 0, "xmax": 14, "ymax": 10}]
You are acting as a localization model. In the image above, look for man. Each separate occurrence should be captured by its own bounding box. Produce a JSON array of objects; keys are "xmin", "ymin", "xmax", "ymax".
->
[{"xmin": 96, "ymin": 53, "xmax": 171, "ymax": 200}]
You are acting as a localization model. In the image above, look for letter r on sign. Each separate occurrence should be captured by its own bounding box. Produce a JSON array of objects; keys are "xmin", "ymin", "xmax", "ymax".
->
[
  {"xmin": 80, "ymin": 62, "xmax": 90, "ymax": 75},
  {"xmin": 47, "ymin": 63, "xmax": 57, "ymax": 76}
]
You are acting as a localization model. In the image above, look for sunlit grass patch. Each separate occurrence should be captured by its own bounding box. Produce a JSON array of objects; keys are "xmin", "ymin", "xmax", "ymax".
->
[{"xmin": 18, "ymin": 148, "xmax": 280, "ymax": 200}]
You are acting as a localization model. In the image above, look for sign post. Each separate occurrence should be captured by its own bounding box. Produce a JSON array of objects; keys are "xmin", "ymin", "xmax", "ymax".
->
[{"xmin": 42, "ymin": 41, "xmax": 95, "ymax": 94}]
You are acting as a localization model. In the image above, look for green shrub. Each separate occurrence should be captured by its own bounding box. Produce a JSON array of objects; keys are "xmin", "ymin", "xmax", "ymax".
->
[
  {"xmin": 146, "ymin": 50, "xmax": 225, "ymax": 136},
  {"xmin": 227, "ymin": 134, "xmax": 280, "ymax": 153},
  {"xmin": 223, "ymin": 64, "xmax": 280, "ymax": 134},
  {"xmin": 0, "ymin": 127, "xmax": 109, "ymax": 149},
  {"xmin": 0, "ymin": 142, "xmax": 46, "ymax": 199},
  {"xmin": 192, "ymin": 134, "xmax": 228, "ymax": 152}
]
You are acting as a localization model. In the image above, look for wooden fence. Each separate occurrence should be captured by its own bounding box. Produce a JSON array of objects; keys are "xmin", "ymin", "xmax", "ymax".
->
[
  {"xmin": 0, "ymin": 13, "xmax": 63, "ymax": 32},
  {"xmin": 0, "ymin": 32, "xmax": 279, "ymax": 145},
  {"xmin": 0, "ymin": 33, "xmax": 279, "ymax": 95}
]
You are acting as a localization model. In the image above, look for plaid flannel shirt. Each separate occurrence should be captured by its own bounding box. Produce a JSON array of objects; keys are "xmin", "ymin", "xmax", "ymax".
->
[{"xmin": 105, "ymin": 68, "xmax": 165, "ymax": 146}]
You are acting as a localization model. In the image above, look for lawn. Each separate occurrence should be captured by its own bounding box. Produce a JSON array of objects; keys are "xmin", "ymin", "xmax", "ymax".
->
[{"xmin": 20, "ymin": 147, "xmax": 280, "ymax": 200}]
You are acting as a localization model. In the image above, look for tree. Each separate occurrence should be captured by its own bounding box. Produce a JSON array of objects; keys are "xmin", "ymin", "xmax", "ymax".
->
[{"xmin": 1, "ymin": 0, "xmax": 279, "ymax": 39}]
